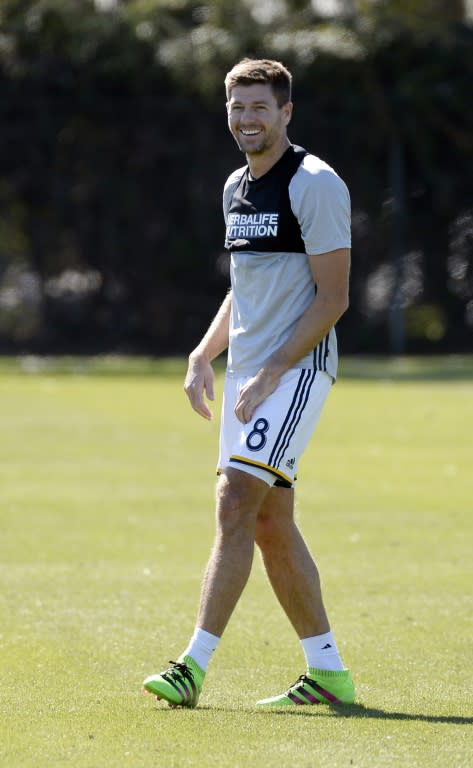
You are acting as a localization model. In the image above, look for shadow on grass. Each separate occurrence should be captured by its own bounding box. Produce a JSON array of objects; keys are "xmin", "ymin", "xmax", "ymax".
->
[
  {"xmin": 150, "ymin": 703, "xmax": 473, "ymax": 725},
  {"xmin": 253, "ymin": 703, "xmax": 473, "ymax": 725}
]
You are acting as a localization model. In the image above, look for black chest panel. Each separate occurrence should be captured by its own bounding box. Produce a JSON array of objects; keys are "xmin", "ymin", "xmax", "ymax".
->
[{"xmin": 225, "ymin": 144, "xmax": 308, "ymax": 253}]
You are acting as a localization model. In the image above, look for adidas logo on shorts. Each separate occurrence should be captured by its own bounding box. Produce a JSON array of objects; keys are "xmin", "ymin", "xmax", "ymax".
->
[{"xmin": 285, "ymin": 457, "xmax": 295, "ymax": 470}]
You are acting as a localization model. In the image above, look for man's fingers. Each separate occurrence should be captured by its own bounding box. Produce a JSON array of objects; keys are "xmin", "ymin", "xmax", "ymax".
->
[
  {"xmin": 187, "ymin": 390, "xmax": 213, "ymax": 420},
  {"xmin": 234, "ymin": 392, "xmax": 254, "ymax": 424},
  {"xmin": 205, "ymin": 376, "xmax": 215, "ymax": 402},
  {"xmin": 188, "ymin": 392, "xmax": 213, "ymax": 420},
  {"xmin": 184, "ymin": 374, "xmax": 214, "ymax": 420},
  {"xmin": 194, "ymin": 402, "xmax": 213, "ymax": 420}
]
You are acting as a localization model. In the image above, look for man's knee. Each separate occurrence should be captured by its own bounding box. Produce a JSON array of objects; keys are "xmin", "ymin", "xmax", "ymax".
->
[
  {"xmin": 216, "ymin": 469, "xmax": 269, "ymax": 537},
  {"xmin": 255, "ymin": 489, "xmax": 295, "ymax": 551},
  {"xmin": 255, "ymin": 511, "xmax": 283, "ymax": 551}
]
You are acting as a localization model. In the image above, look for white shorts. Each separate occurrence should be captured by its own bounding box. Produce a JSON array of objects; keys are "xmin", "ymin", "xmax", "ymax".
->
[{"xmin": 217, "ymin": 368, "xmax": 333, "ymax": 488}]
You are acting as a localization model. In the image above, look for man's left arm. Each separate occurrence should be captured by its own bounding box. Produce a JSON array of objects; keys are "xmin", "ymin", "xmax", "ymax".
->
[{"xmin": 234, "ymin": 247, "xmax": 350, "ymax": 424}]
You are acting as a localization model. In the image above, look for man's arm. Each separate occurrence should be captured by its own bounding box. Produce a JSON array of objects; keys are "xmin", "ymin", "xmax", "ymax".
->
[
  {"xmin": 184, "ymin": 289, "xmax": 232, "ymax": 420},
  {"xmin": 234, "ymin": 248, "xmax": 350, "ymax": 424}
]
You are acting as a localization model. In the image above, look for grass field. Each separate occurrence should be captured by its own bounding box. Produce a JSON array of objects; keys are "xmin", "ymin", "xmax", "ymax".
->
[{"xmin": 1, "ymin": 356, "xmax": 472, "ymax": 767}]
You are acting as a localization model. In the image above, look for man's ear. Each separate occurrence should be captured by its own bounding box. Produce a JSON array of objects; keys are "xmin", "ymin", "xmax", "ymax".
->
[{"xmin": 282, "ymin": 101, "xmax": 293, "ymax": 126}]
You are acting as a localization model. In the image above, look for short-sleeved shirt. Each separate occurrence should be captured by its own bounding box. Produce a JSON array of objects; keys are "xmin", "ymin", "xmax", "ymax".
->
[{"xmin": 223, "ymin": 145, "xmax": 351, "ymax": 380}]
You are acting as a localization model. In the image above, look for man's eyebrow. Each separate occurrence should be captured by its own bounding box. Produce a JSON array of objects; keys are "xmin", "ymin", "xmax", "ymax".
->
[{"xmin": 230, "ymin": 99, "xmax": 271, "ymax": 106}]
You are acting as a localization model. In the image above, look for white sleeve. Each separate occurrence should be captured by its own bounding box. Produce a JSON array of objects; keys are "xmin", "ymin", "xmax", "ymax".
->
[
  {"xmin": 223, "ymin": 167, "xmax": 246, "ymax": 223},
  {"xmin": 289, "ymin": 155, "xmax": 351, "ymax": 255}
]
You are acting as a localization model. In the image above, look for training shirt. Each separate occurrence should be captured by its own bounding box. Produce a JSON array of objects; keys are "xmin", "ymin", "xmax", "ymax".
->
[{"xmin": 223, "ymin": 144, "xmax": 351, "ymax": 379}]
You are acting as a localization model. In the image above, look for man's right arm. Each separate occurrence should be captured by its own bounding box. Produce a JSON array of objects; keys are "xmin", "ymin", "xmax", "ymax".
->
[{"xmin": 184, "ymin": 290, "xmax": 232, "ymax": 420}]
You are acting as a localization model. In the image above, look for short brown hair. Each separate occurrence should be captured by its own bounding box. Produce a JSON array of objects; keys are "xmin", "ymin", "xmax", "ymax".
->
[{"xmin": 225, "ymin": 58, "xmax": 292, "ymax": 107}]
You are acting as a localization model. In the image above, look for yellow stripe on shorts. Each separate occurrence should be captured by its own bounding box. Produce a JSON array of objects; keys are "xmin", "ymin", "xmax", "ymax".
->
[{"xmin": 229, "ymin": 454, "xmax": 293, "ymax": 485}]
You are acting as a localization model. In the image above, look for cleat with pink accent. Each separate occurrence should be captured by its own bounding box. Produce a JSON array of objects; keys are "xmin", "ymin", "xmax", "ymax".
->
[
  {"xmin": 143, "ymin": 657, "xmax": 204, "ymax": 708},
  {"xmin": 256, "ymin": 668, "xmax": 355, "ymax": 707}
]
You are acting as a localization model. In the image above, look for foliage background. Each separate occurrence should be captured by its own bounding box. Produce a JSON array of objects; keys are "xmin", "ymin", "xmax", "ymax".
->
[{"xmin": 0, "ymin": 0, "xmax": 472, "ymax": 356}]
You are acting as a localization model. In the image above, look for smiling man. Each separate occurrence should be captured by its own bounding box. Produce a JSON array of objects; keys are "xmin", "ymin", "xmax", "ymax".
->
[{"xmin": 143, "ymin": 58, "xmax": 355, "ymax": 709}]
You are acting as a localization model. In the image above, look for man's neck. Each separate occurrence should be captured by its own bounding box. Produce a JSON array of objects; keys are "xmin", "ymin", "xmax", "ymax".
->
[{"xmin": 246, "ymin": 137, "xmax": 291, "ymax": 179}]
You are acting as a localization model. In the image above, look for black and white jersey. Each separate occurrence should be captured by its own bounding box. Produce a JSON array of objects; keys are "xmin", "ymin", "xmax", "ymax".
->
[{"xmin": 223, "ymin": 144, "xmax": 351, "ymax": 379}]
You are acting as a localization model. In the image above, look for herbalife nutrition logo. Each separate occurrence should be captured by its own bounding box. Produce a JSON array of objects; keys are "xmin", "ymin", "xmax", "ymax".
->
[{"xmin": 226, "ymin": 212, "xmax": 279, "ymax": 239}]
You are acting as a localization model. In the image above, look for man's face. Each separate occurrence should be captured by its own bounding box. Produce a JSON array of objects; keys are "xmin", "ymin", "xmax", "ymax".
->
[{"xmin": 226, "ymin": 83, "xmax": 292, "ymax": 157}]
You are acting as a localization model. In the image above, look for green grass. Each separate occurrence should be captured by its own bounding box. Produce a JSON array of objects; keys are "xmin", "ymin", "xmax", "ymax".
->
[{"xmin": 1, "ymin": 356, "xmax": 472, "ymax": 767}]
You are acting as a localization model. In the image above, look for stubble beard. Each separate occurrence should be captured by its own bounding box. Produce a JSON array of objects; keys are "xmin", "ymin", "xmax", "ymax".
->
[
  {"xmin": 238, "ymin": 141, "xmax": 266, "ymax": 156},
  {"xmin": 236, "ymin": 133, "xmax": 271, "ymax": 156},
  {"xmin": 235, "ymin": 119, "xmax": 285, "ymax": 158}
]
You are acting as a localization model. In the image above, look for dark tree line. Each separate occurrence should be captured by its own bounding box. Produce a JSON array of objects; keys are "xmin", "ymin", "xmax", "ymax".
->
[{"xmin": 0, "ymin": 0, "xmax": 472, "ymax": 355}]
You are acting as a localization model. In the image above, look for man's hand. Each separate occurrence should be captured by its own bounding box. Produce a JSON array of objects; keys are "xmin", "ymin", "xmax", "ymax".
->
[
  {"xmin": 234, "ymin": 368, "xmax": 280, "ymax": 424},
  {"xmin": 184, "ymin": 354, "xmax": 215, "ymax": 420}
]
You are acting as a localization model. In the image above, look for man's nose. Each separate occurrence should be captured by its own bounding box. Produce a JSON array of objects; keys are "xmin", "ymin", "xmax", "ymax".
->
[{"xmin": 239, "ymin": 107, "xmax": 257, "ymax": 121}]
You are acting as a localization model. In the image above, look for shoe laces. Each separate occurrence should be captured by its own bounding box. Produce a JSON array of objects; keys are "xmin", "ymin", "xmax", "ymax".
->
[
  {"xmin": 288, "ymin": 674, "xmax": 311, "ymax": 691},
  {"xmin": 163, "ymin": 660, "xmax": 194, "ymax": 685}
]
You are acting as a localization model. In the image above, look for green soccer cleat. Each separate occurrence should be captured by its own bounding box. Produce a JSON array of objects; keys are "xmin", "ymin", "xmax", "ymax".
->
[
  {"xmin": 256, "ymin": 668, "xmax": 355, "ymax": 707},
  {"xmin": 143, "ymin": 656, "xmax": 204, "ymax": 708}
]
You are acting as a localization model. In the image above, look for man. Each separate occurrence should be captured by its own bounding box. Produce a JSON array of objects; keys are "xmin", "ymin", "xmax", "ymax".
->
[{"xmin": 143, "ymin": 58, "xmax": 355, "ymax": 708}]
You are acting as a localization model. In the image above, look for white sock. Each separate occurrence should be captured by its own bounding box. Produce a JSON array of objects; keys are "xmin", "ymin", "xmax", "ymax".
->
[
  {"xmin": 301, "ymin": 630, "xmax": 345, "ymax": 671},
  {"xmin": 179, "ymin": 627, "xmax": 220, "ymax": 672}
]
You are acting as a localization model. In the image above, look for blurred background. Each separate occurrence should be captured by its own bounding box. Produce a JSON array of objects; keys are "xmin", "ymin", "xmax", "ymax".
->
[{"xmin": 0, "ymin": 0, "xmax": 472, "ymax": 358}]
